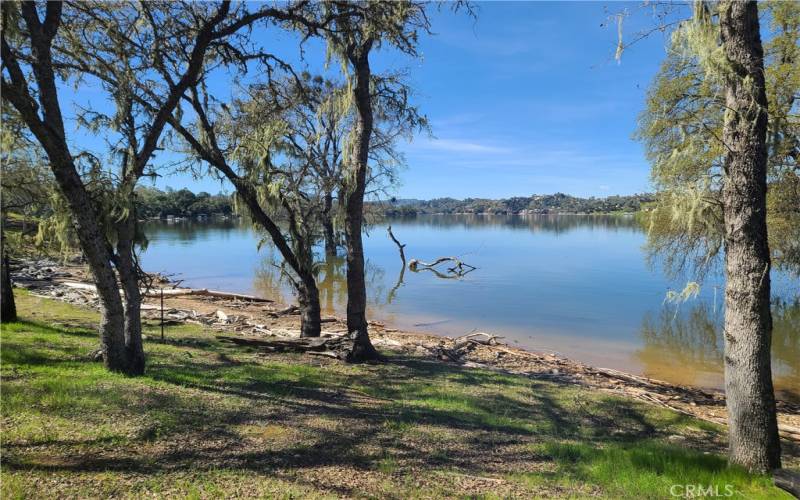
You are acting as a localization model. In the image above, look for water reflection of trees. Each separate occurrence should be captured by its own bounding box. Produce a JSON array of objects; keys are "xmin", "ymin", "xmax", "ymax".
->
[
  {"xmin": 254, "ymin": 251, "xmax": 390, "ymax": 314},
  {"xmin": 316, "ymin": 254, "xmax": 347, "ymax": 313},
  {"xmin": 637, "ymin": 299, "xmax": 800, "ymax": 393},
  {"xmin": 381, "ymin": 214, "xmax": 641, "ymax": 235},
  {"xmin": 253, "ymin": 247, "xmax": 292, "ymax": 304},
  {"xmin": 637, "ymin": 302, "xmax": 723, "ymax": 386},
  {"xmin": 143, "ymin": 219, "xmax": 245, "ymax": 242},
  {"xmin": 771, "ymin": 298, "xmax": 800, "ymax": 387},
  {"xmin": 148, "ymin": 214, "xmax": 642, "ymax": 247}
]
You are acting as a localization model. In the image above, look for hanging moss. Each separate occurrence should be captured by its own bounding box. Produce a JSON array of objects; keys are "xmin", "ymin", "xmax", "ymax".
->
[{"xmin": 636, "ymin": 1, "xmax": 800, "ymax": 279}]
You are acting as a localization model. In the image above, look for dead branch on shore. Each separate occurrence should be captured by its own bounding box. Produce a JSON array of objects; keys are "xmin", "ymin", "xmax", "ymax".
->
[
  {"xmin": 417, "ymin": 331, "xmax": 504, "ymax": 363},
  {"xmin": 452, "ymin": 332, "xmax": 504, "ymax": 350},
  {"xmin": 60, "ymin": 281, "xmax": 273, "ymax": 303},
  {"xmin": 268, "ymin": 304, "xmax": 299, "ymax": 317},
  {"xmin": 408, "ymin": 257, "xmax": 476, "ymax": 278},
  {"xmin": 774, "ymin": 469, "xmax": 800, "ymax": 497},
  {"xmin": 217, "ymin": 333, "xmax": 361, "ymax": 361}
]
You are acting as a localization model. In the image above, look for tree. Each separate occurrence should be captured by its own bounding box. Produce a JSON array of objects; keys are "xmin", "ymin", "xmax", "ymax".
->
[
  {"xmin": 0, "ymin": 107, "xmax": 53, "ymax": 322},
  {"xmin": 272, "ymin": 74, "xmax": 350, "ymax": 257},
  {"xmin": 218, "ymin": 78, "xmax": 327, "ymax": 338},
  {"xmin": 637, "ymin": 1, "xmax": 782, "ymax": 471},
  {"xmin": 321, "ymin": 1, "xmax": 432, "ymax": 361},
  {"xmin": 718, "ymin": 0, "xmax": 781, "ymax": 472},
  {"xmin": 162, "ymin": 4, "xmax": 422, "ymax": 345},
  {"xmin": 258, "ymin": 73, "xmax": 422, "ymax": 257},
  {"xmin": 1, "ymin": 1, "xmax": 238, "ymax": 374},
  {"xmin": 637, "ymin": 2, "xmax": 799, "ymax": 280},
  {"xmin": 154, "ymin": 5, "xmax": 346, "ymax": 339},
  {"xmin": 0, "ymin": 233, "xmax": 14, "ymax": 323},
  {"xmin": 3, "ymin": 1, "xmax": 131, "ymax": 371}
]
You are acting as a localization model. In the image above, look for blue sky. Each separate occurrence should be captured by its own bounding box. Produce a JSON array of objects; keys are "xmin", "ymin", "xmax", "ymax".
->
[
  {"xmin": 389, "ymin": 1, "xmax": 676, "ymax": 199},
  {"xmin": 66, "ymin": 1, "xmax": 686, "ymax": 199}
]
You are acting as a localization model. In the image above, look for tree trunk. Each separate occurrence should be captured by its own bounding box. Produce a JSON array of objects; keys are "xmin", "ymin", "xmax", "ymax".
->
[
  {"xmin": 115, "ymin": 215, "xmax": 146, "ymax": 375},
  {"xmin": 323, "ymin": 191, "xmax": 337, "ymax": 256},
  {"xmin": 1, "ymin": 2, "xmax": 129, "ymax": 373},
  {"xmin": 53, "ymin": 165, "xmax": 129, "ymax": 373},
  {"xmin": 224, "ymin": 180, "xmax": 323, "ymax": 338},
  {"xmin": 298, "ymin": 278, "xmax": 322, "ymax": 338},
  {"xmin": 719, "ymin": 0, "xmax": 781, "ymax": 473},
  {"xmin": 1, "ymin": 224, "xmax": 17, "ymax": 323},
  {"xmin": 343, "ymin": 43, "xmax": 380, "ymax": 362}
]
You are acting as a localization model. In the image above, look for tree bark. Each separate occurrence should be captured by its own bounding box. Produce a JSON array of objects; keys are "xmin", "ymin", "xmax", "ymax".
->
[
  {"xmin": 115, "ymin": 215, "xmax": 145, "ymax": 375},
  {"xmin": 1, "ymin": 2, "xmax": 133, "ymax": 374},
  {"xmin": 58, "ymin": 169, "xmax": 129, "ymax": 373},
  {"xmin": 322, "ymin": 191, "xmax": 337, "ymax": 256},
  {"xmin": 1, "ymin": 224, "xmax": 17, "ymax": 323},
  {"xmin": 719, "ymin": 0, "xmax": 781, "ymax": 472},
  {"xmin": 343, "ymin": 41, "xmax": 380, "ymax": 362},
  {"xmin": 298, "ymin": 278, "xmax": 322, "ymax": 338}
]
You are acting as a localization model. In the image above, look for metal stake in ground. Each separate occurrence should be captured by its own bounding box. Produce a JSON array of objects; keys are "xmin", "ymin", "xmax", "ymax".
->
[{"xmin": 160, "ymin": 288, "xmax": 164, "ymax": 341}]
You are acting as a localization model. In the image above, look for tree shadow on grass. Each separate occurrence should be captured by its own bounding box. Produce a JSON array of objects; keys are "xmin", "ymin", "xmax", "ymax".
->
[
  {"xmin": 0, "ymin": 321, "xmax": 98, "ymax": 367},
  {"xmin": 1, "ymin": 339, "xmax": 779, "ymax": 496}
]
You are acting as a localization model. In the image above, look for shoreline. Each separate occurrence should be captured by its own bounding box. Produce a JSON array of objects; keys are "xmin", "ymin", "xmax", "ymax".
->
[{"xmin": 9, "ymin": 256, "xmax": 800, "ymax": 443}]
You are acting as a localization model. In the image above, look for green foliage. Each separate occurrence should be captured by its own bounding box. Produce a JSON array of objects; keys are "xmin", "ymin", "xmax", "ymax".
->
[
  {"xmin": 637, "ymin": 1, "xmax": 800, "ymax": 278},
  {"xmin": 0, "ymin": 107, "xmax": 71, "ymax": 256},
  {"xmin": 134, "ymin": 186, "xmax": 233, "ymax": 219},
  {"xmin": 318, "ymin": 1, "xmax": 430, "ymax": 197},
  {"xmin": 665, "ymin": 281, "xmax": 701, "ymax": 305},
  {"xmin": 381, "ymin": 193, "xmax": 654, "ymax": 216}
]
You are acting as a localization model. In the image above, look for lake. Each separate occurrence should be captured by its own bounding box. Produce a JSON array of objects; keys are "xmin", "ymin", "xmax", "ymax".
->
[{"xmin": 141, "ymin": 214, "xmax": 799, "ymax": 398}]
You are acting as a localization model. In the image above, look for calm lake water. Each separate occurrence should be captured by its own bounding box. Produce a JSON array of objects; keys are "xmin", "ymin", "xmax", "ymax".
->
[{"xmin": 141, "ymin": 215, "xmax": 799, "ymax": 398}]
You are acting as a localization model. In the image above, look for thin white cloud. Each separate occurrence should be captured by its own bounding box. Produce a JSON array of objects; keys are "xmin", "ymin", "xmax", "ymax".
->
[
  {"xmin": 412, "ymin": 137, "xmax": 512, "ymax": 155},
  {"xmin": 430, "ymin": 113, "xmax": 483, "ymax": 129}
]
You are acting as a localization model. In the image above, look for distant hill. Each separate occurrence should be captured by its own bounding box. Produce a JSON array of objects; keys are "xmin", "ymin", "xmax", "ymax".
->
[{"xmin": 375, "ymin": 193, "xmax": 655, "ymax": 216}]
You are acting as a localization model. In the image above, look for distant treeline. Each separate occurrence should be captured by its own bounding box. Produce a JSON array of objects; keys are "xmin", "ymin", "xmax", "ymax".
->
[
  {"xmin": 379, "ymin": 193, "xmax": 655, "ymax": 216},
  {"xmin": 135, "ymin": 188, "xmax": 654, "ymax": 219},
  {"xmin": 135, "ymin": 187, "xmax": 234, "ymax": 219}
]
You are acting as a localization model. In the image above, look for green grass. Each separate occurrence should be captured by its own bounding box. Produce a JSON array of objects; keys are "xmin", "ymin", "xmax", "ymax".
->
[{"xmin": 1, "ymin": 289, "xmax": 793, "ymax": 498}]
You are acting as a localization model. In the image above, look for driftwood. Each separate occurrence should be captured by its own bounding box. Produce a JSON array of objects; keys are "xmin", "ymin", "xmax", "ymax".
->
[
  {"xmin": 428, "ymin": 343, "xmax": 469, "ymax": 362},
  {"xmin": 61, "ymin": 281, "xmax": 273, "ymax": 303},
  {"xmin": 268, "ymin": 305, "xmax": 299, "ymax": 317},
  {"xmin": 143, "ymin": 288, "xmax": 273, "ymax": 302},
  {"xmin": 453, "ymin": 332, "xmax": 503, "ymax": 350},
  {"xmin": 217, "ymin": 333, "xmax": 358, "ymax": 360},
  {"xmin": 424, "ymin": 332, "xmax": 506, "ymax": 362},
  {"xmin": 60, "ymin": 282, "xmax": 98, "ymax": 292},
  {"xmin": 387, "ymin": 226, "xmax": 407, "ymax": 265},
  {"xmin": 386, "ymin": 226, "xmax": 407, "ymax": 304},
  {"xmin": 773, "ymin": 469, "xmax": 800, "ymax": 497},
  {"xmin": 408, "ymin": 257, "xmax": 476, "ymax": 278}
]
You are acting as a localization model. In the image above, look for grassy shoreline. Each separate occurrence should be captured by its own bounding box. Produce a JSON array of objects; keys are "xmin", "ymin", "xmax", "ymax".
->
[{"xmin": 1, "ymin": 290, "xmax": 794, "ymax": 498}]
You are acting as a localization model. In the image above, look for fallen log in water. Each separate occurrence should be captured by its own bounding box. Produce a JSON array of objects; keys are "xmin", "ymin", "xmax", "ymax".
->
[{"xmin": 408, "ymin": 257, "xmax": 476, "ymax": 278}]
